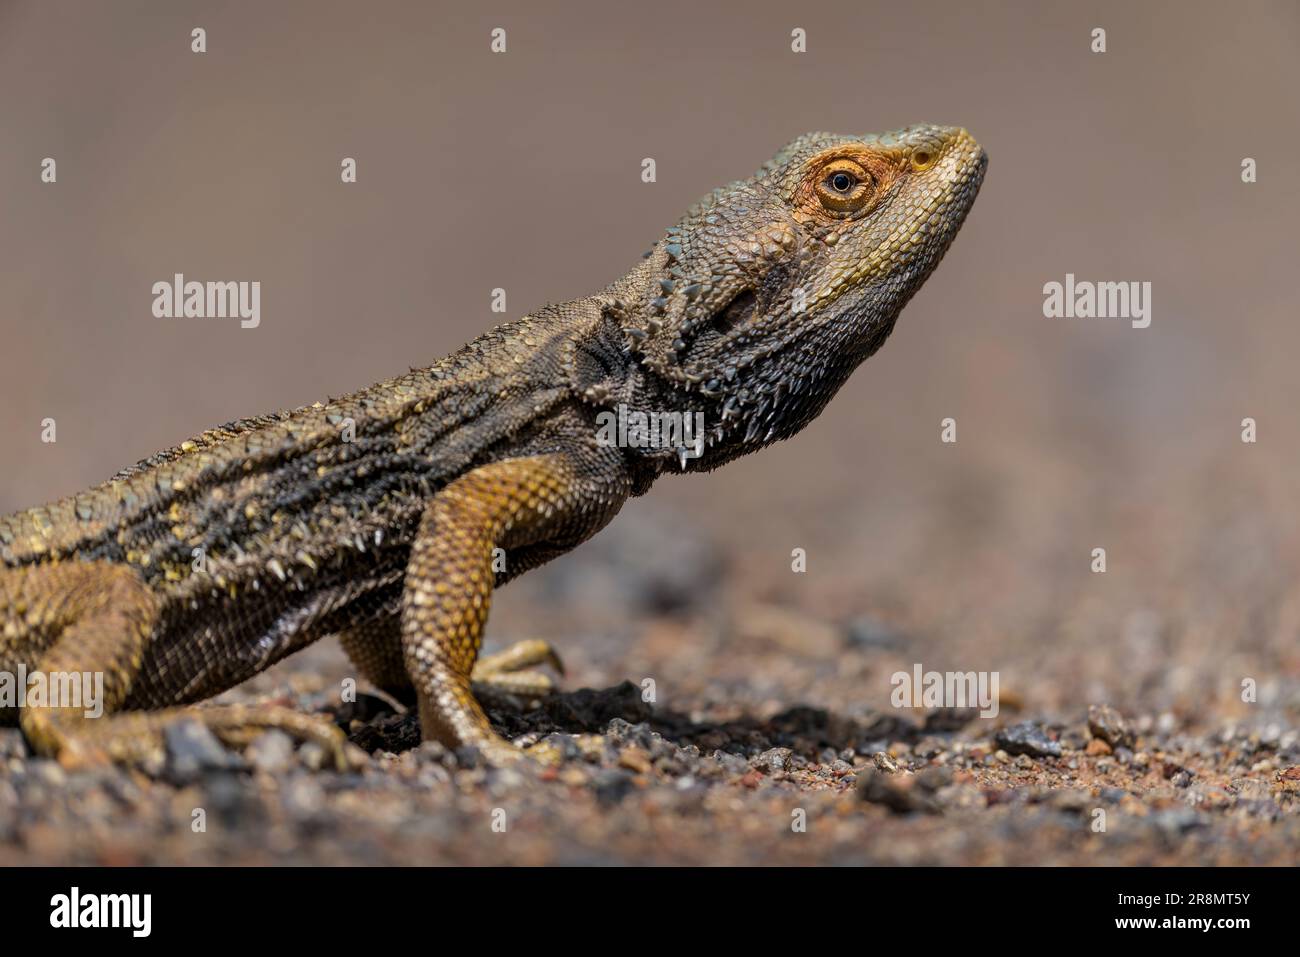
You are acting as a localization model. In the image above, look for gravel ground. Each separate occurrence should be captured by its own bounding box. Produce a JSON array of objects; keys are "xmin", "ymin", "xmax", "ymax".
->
[
  {"xmin": 0, "ymin": 680, "xmax": 1294, "ymax": 866},
  {"xmin": 1, "ymin": 510, "xmax": 1296, "ymax": 866}
]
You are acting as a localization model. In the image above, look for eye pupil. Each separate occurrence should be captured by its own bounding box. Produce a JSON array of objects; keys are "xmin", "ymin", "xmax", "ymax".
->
[{"xmin": 830, "ymin": 172, "xmax": 854, "ymax": 192}]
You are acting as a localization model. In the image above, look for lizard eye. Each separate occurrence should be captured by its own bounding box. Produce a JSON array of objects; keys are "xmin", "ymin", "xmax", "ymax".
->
[{"xmin": 814, "ymin": 160, "xmax": 872, "ymax": 212}]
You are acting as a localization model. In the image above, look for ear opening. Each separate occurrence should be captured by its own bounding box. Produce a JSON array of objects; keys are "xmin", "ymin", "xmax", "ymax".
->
[
  {"xmin": 676, "ymin": 287, "xmax": 757, "ymax": 369},
  {"xmin": 710, "ymin": 289, "xmax": 756, "ymax": 337}
]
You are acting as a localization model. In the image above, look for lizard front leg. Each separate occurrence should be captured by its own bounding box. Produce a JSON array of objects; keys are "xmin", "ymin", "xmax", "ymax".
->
[{"xmin": 401, "ymin": 451, "xmax": 627, "ymax": 765}]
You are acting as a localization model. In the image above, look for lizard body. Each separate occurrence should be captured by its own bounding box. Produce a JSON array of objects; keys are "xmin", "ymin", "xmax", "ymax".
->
[{"xmin": 1, "ymin": 127, "xmax": 986, "ymax": 766}]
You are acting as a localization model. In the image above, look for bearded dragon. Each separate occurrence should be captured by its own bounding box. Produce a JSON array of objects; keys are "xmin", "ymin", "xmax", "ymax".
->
[{"xmin": 0, "ymin": 126, "xmax": 987, "ymax": 767}]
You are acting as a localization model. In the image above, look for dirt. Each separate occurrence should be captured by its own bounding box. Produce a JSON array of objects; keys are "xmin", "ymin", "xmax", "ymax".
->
[{"xmin": 1, "ymin": 510, "xmax": 1295, "ymax": 866}]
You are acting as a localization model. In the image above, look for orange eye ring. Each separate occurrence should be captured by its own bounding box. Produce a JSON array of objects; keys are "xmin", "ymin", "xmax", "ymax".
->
[{"xmin": 814, "ymin": 159, "xmax": 873, "ymax": 212}]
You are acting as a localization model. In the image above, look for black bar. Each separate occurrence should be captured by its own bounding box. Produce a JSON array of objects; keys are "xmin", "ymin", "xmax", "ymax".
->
[{"xmin": 0, "ymin": 865, "xmax": 1278, "ymax": 941}]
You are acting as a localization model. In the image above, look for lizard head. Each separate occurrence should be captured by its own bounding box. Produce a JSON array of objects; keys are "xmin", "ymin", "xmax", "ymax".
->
[{"xmin": 618, "ymin": 125, "xmax": 986, "ymax": 466}]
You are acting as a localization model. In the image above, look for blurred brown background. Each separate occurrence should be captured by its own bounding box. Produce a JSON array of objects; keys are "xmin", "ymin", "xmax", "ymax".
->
[{"xmin": 2, "ymin": 0, "xmax": 1298, "ymax": 728}]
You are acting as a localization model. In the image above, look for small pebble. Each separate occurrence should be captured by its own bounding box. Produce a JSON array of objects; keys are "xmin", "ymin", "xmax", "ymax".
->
[
  {"xmin": 247, "ymin": 730, "xmax": 295, "ymax": 774},
  {"xmin": 1088, "ymin": 704, "xmax": 1136, "ymax": 749},
  {"xmin": 996, "ymin": 722, "xmax": 1061, "ymax": 758}
]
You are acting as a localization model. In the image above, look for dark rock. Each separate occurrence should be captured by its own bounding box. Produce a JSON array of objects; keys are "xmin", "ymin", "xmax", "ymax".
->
[{"xmin": 995, "ymin": 722, "xmax": 1062, "ymax": 759}]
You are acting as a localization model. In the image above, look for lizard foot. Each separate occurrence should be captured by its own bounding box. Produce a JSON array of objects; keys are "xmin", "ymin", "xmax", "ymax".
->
[
  {"xmin": 471, "ymin": 638, "xmax": 565, "ymax": 699},
  {"xmin": 199, "ymin": 703, "xmax": 357, "ymax": 771},
  {"xmin": 26, "ymin": 703, "xmax": 355, "ymax": 773}
]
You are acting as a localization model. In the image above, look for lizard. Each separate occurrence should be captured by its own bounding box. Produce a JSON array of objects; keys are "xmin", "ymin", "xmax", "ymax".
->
[{"xmin": 0, "ymin": 125, "xmax": 987, "ymax": 768}]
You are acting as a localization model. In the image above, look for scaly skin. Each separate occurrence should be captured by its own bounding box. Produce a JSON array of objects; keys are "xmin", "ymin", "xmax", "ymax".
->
[{"xmin": 0, "ymin": 126, "xmax": 987, "ymax": 767}]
